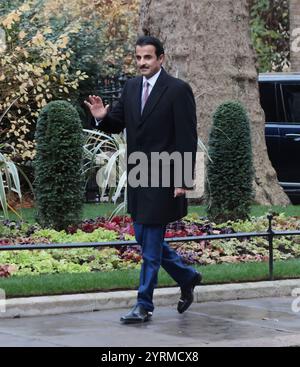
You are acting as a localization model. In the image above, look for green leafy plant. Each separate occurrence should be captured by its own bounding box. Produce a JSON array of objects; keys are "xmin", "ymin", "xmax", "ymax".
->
[
  {"xmin": 0, "ymin": 144, "xmax": 22, "ymax": 219},
  {"xmin": 34, "ymin": 100, "xmax": 84, "ymax": 230},
  {"xmin": 0, "ymin": 2, "xmax": 88, "ymax": 164},
  {"xmin": 205, "ymin": 101, "xmax": 254, "ymax": 223},
  {"xmin": 32, "ymin": 227, "xmax": 119, "ymax": 243},
  {"xmin": 0, "ymin": 99, "xmax": 23, "ymax": 218},
  {"xmin": 0, "ymin": 246, "xmax": 139, "ymax": 277},
  {"xmin": 1, "ymin": 213, "xmax": 300, "ymax": 276},
  {"xmin": 83, "ymin": 129, "xmax": 127, "ymax": 218},
  {"xmin": 0, "ymin": 0, "xmax": 138, "ymax": 166},
  {"xmin": 249, "ymin": 0, "xmax": 290, "ymax": 72}
]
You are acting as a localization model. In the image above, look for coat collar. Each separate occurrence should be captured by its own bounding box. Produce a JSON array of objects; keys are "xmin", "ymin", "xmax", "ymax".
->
[
  {"xmin": 132, "ymin": 68, "xmax": 169, "ymax": 128},
  {"xmin": 142, "ymin": 68, "xmax": 162, "ymax": 90}
]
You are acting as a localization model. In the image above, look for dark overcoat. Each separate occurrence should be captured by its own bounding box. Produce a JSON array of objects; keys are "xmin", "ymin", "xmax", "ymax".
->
[{"xmin": 97, "ymin": 68, "xmax": 198, "ymax": 224}]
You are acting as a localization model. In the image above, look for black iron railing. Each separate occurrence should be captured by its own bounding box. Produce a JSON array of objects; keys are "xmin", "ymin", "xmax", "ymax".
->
[
  {"xmin": 98, "ymin": 75, "xmax": 127, "ymax": 108},
  {"xmin": 1, "ymin": 215, "xmax": 300, "ymax": 281}
]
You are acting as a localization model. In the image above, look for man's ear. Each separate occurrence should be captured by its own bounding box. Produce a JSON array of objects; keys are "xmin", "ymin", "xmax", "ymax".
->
[{"xmin": 159, "ymin": 54, "xmax": 165, "ymax": 65}]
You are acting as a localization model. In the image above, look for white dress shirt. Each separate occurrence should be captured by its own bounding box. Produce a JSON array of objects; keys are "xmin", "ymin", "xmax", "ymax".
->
[
  {"xmin": 141, "ymin": 68, "xmax": 161, "ymax": 113},
  {"xmin": 141, "ymin": 68, "xmax": 162, "ymax": 99}
]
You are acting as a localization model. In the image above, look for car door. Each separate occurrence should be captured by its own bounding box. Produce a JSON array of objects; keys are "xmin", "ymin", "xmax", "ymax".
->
[
  {"xmin": 277, "ymin": 83, "xmax": 300, "ymax": 184},
  {"xmin": 259, "ymin": 81, "xmax": 281, "ymax": 174}
]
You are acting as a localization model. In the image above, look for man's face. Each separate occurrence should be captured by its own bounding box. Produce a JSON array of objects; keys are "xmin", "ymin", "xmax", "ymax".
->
[{"xmin": 135, "ymin": 45, "xmax": 164, "ymax": 79}]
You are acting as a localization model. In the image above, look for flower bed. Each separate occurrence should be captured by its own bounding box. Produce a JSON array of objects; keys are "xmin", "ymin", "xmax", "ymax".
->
[{"xmin": 0, "ymin": 213, "xmax": 300, "ymax": 277}]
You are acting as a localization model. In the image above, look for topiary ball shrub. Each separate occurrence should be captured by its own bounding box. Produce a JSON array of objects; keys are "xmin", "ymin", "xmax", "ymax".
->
[
  {"xmin": 34, "ymin": 100, "xmax": 84, "ymax": 230},
  {"xmin": 205, "ymin": 100, "xmax": 254, "ymax": 223}
]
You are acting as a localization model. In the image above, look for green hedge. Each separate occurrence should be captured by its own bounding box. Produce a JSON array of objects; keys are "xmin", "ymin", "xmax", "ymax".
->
[
  {"xmin": 34, "ymin": 100, "xmax": 84, "ymax": 230},
  {"xmin": 206, "ymin": 101, "xmax": 254, "ymax": 223}
]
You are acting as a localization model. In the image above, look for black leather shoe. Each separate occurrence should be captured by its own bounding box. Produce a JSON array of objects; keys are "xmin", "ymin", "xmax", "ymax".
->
[
  {"xmin": 120, "ymin": 304, "xmax": 152, "ymax": 324},
  {"xmin": 177, "ymin": 272, "xmax": 202, "ymax": 314}
]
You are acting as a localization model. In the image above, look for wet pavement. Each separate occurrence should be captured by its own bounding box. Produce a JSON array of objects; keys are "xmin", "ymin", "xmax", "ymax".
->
[{"xmin": 0, "ymin": 296, "xmax": 300, "ymax": 347}]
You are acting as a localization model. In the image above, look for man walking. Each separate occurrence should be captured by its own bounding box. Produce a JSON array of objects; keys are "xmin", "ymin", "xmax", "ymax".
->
[{"xmin": 85, "ymin": 36, "xmax": 201, "ymax": 324}]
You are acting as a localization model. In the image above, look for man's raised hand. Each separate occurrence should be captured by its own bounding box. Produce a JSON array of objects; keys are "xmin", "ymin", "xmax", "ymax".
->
[
  {"xmin": 174, "ymin": 188, "xmax": 186, "ymax": 198},
  {"xmin": 84, "ymin": 95, "xmax": 110, "ymax": 120}
]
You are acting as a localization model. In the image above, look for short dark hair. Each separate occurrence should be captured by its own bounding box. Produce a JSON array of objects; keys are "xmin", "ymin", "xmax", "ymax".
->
[{"xmin": 135, "ymin": 36, "xmax": 165, "ymax": 58}]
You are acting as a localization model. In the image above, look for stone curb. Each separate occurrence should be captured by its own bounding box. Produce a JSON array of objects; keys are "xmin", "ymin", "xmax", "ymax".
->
[{"xmin": 1, "ymin": 279, "xmax": 299, "ymax": 319}]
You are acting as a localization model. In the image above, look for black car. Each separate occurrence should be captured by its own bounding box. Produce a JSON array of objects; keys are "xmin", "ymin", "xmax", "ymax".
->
[{"xmin": 259, "ymin": 73, "xmax": 300, "ymax": 202}]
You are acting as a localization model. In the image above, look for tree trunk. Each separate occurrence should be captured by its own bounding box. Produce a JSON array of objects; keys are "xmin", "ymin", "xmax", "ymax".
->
[
  {"xmin": 139, "ymin": 0, "xmax": 289, "ymax": 205},
  {"xmin": 290, "ymin": 0, "xmax": 300, "ymax": 71}
]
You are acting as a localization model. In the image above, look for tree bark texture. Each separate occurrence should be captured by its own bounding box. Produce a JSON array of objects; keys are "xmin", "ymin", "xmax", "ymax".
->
[{"xmin": 139, "ymin": 0, "xmax": 290, "ymax": 205}]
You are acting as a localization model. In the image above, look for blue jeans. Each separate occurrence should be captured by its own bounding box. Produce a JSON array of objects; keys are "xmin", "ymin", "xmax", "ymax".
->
[{"xmin": 133, "ymin": 223, "xmax": 197, "ymax": 312}]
